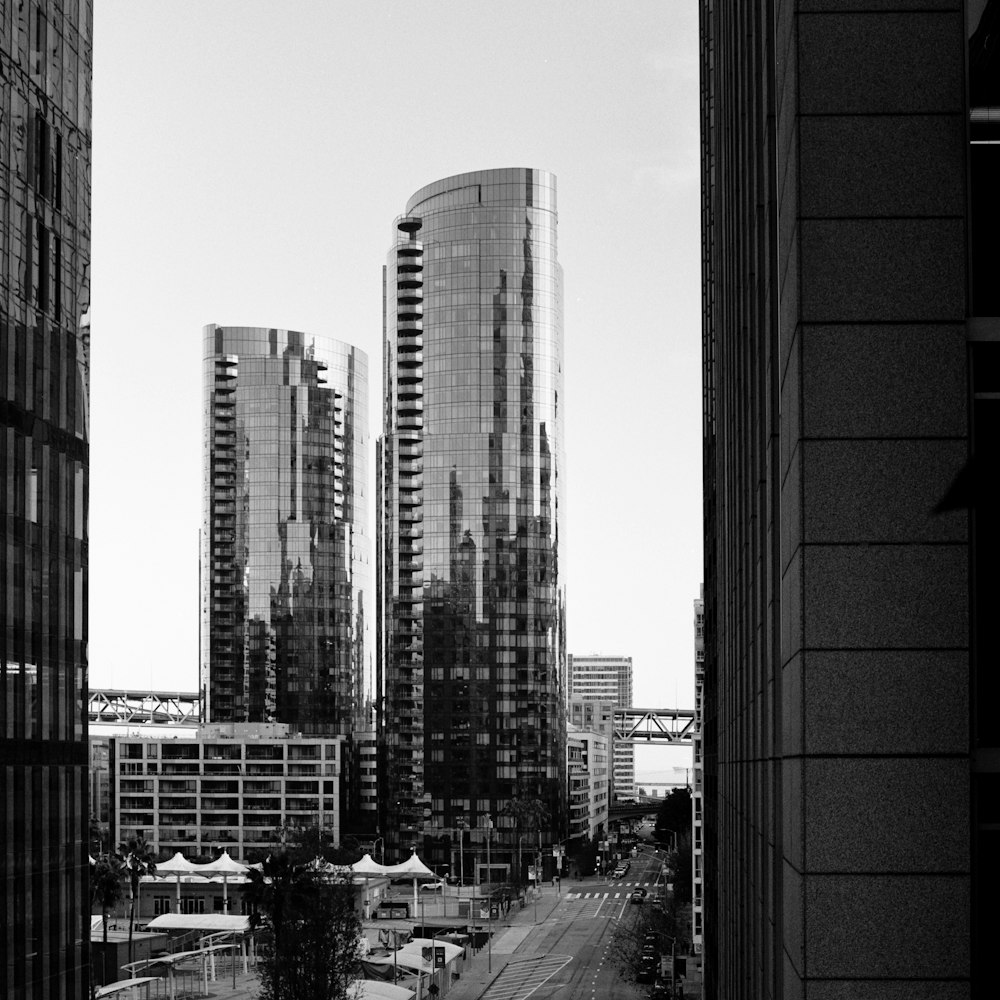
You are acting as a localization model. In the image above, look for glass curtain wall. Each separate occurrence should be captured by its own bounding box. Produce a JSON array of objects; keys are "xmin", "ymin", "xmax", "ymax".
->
[
  {"xmin": 201, "ymin": 327, "xmax": 370, "ymax": 736},
  {"xmin": 1, "ymin": 2, "xmax": 94, "ymax": 997},
  {"xmin": 380, "ymin": 169, "xmax": 566, "ymax": 873}
]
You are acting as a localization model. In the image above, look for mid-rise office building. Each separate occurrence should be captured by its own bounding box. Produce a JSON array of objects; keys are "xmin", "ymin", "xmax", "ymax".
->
[
  {"xmin": 1, "ymin": 3, "xmax": 93, "ymax": 997},
  {"xmin": 379, "ymin": 169, "xmax": 567, "ymax": 865},
  {"xmin": 568, "ymin": 654, "xmax": 635, "ymax": 800},
  {"xmin": 701, "ymin": 4, "xmax": 985, "ymax": 996},
  {"xmin": 692, "ymin": 590, "xmax": 704, "ymax": 955},
  {"xmin": 567, "ymin": 724, "xmax": 609, "ymax": 844},
  {"xmin": 201, "ymin": 326, "xmax": 369, "ymax": 735},
  {"xmin": 111, "ymin": 724, "xmax": 344, "ymax": 862}
]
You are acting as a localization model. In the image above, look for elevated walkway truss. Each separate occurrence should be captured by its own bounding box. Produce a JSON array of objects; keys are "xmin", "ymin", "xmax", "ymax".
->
[{"xmin": 613, "ymin": 708, "xmax": 695, "ymax": 745}]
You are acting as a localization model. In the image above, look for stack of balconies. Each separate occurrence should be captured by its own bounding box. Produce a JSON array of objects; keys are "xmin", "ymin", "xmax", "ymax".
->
[
  {"xmin": 393, "ymin": 216, "xmax": 425, "ymax": 836},
  {"xmin": 210, "ymin": 358, "xmax": 239, "ymax": 713}
]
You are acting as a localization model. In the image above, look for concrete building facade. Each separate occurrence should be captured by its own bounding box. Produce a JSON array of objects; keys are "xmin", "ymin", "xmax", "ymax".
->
[
  {"xmin": 568, "ymin": 654, "xmax": 636, "ymax": 800},
  {"xmin": 700, "ymin": 3, "xmax": 982, "ymax": 997},
  {"xmin": 692, "ymin": 590, "xmax": 705, "ymax": 955},
  {"xmin": 110, "ymin": 725, "xmax": 344, "ymax": 862},
  {"xmin": 567, "ymin": 724, "xmax": 609, "ymax": 844}
]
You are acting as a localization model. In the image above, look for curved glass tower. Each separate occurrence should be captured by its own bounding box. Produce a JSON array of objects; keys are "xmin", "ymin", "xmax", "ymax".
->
[
  {"xmin": 201, "ymin": 326, "xmax": 369, "ymax": 735},
  {"xmin": 379, "ymin": 169, "xmax": 566, "ymax": 869}
]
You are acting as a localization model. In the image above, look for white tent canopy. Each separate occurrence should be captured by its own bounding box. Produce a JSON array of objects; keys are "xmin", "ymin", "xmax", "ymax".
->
[
  {"xmin": 146, "ymin": 914, "xmax": 250, "ymax": 934},
  {"xmin": 352, "ymin": 853, "xmax": 386, "ymax": 875},
  {"xmin": 405, "ymin": 938, "xmax": 463, "ymax": 963},
  {"xmin": 351, "ymin": 849, "xmax": 440, "ymax": 912},
  {"xmin": 155, "ymin": 852, "xmax": 204, "ymax": 875},
  {"xmin": 350, "ymin": 980, "xmax": 416, "ymax": 999},
  {"xmin": 382, "ymin": 853, "xmax": 436, "ymax": 878}
]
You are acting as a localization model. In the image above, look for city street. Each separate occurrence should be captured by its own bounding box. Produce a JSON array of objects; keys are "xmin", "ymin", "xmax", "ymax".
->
[{"xmin": 448, "ymin": 848, "xmax": 667, "ymax": 1000}]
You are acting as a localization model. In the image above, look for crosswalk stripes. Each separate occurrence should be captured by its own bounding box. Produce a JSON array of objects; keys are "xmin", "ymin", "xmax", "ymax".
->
[
  {"xmin": 564, "ymin": 880, "xmax": 653, "ymax": 899},
  {"xmin": 481, "ymin": 953, "xmax": 573, "ymax": 1000}
]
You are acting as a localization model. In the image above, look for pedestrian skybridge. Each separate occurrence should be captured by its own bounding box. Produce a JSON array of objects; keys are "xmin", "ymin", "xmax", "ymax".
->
[{"xmin": 613, "ymin": 708, "xmax": 696, "ymax": 744}]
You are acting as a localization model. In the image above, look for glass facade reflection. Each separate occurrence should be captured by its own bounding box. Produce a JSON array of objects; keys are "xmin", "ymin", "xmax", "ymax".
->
[
  {"xmin": 201, "ymin": 327, "xmax": 369, "ymax": 737},
  {"xmin": 379, "ymin": 169, "xmax": 566, "ymax": 868},
  {"xmin": 1, "ymin": 2, "xmax": 93, "ymax": 997}
]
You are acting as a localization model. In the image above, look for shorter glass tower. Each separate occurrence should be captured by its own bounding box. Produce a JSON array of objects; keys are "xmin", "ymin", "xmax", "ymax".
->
[{"xmin": 201, "ymin": 326, "xmax": 369, "ymax": 735}]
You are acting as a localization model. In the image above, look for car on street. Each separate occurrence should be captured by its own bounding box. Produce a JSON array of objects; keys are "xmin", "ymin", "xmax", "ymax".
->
[
  {"xmin": 630, "ymin": 889, "xmax": 645, "ymax": 904},
  {"xmin": 420, "ymin": 881, "xmax": 444, "ymax": 892}
]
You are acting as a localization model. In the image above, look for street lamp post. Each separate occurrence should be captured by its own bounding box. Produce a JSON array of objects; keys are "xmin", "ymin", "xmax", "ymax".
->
[
  {"xmin": 485, "ymin": 817, "xmax": 493, "ymax": 974},
  {"xmin": 663, "ymin": 934, "xmax": 679, "ymax": 997}
]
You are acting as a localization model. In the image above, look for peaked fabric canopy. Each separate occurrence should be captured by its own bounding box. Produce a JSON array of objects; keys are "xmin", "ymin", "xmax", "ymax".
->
[
  {"xmin": 205, "ymin": 850, "xmax": 249, "ymax": 875},
  {"xmin": 352, "ymin": 853, "xmax": 387, "ymax": 874},
  {"xmin": 382, "ymin": 853, "xmax": 436, "ymax": 878},
  {"xmin": 155, "ymin": 852, "xmax": 205, "ymax": 875},
  {"xmin": 351, "ymin": 850, "xmax": 438, "ymax": 878}
]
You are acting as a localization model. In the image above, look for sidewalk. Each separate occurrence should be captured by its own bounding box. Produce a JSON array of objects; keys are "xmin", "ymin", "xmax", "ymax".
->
[
  {"xmin": 148, "ymin": 884, "xmax": 574, "ymax": 1000},
  {"xmin": 445, "ymin": 885, "xmax": 566, "ymax": 1000}
]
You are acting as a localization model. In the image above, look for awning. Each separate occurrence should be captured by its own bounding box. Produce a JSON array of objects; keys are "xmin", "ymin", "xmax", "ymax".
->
[
  {"xmin": 351, "ymin": 981, "xmax": 416, "ymax": 999},
  {"xmin": 95, "ymin": 978, "xmax": 160, "ymax": 997},
  {"xmin": 145, "ymin": 914, "xmax": 250, "ymax": 933}
]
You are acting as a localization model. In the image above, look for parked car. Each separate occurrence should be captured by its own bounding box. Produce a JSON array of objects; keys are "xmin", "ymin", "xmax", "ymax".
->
[{"xmin": 637, "ymin": 963, "xmax": 657, "ymax": 984}]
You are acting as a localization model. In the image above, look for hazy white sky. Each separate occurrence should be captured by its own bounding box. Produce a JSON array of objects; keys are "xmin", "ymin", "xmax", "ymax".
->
[{"xmin": 89, "ymin": 0, "xmax": 701, "ymax": 774}]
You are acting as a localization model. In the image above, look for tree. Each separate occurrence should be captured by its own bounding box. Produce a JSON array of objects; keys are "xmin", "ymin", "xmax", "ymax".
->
[
  {"xmin": 654, "ymin": 787, "xmax": 692, "ymax": 845},
  {"xmin": 244, "ymin": 852, "xmax": 362, "ymax": 1000},
  {"xmin": 271, "ymin": 824, "xmax": 361, "ymax": 867},
  {"xmin": 88, "ymin": 816, "xmax": 108, "ymax": 856},
  {"xmin": 90, "ymin": 855, "xmax": 126, "ymax": 985},
  {"xmin": 119, "ymin": 834, "xmax": 157, "ymax": 967},
  {"xmin": 667, "ymin": 830, "xmax": 693, "ymax": 907},
  {"xmin": 571, "ymin": 835, "xmax": 598, "ymax": 877},
  {"xmin": 503, "ymin": 779, "xmax": 553, "ymax": 884}
]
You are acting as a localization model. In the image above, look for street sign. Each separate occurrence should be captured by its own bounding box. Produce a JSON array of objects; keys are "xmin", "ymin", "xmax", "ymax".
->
[{"xmin": 434, "ymin": 946, "xmax": 446, "ymax": 968}]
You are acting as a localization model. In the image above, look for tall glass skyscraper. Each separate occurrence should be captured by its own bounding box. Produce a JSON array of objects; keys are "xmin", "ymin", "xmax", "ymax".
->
[
  {"xmin": 1, "ymin": 2, "xmax": 93, "ymax": 997},
  {"xmin": 201, "ymin": 326, "xmax": 370, "ymax": 736},
  {"xmin": 379, "ymin": 169, "xmax": 566, "ymax": 870}
]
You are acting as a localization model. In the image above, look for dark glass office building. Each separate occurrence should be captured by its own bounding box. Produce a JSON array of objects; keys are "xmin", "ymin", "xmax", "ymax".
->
[
  {"xmin": 201, "ymin": 327, "xmax": 369, "ymax": 736},
  {"xmin": 379, "ymin": 169, "xmax": 566, "ymax": 869},
  {"xmin": 1, "ymin": 2, "xmax": 93, "ymax": 997},
  {"xmin": 701, "ymin": 3, "xmax": 990, "ymax": 997}
]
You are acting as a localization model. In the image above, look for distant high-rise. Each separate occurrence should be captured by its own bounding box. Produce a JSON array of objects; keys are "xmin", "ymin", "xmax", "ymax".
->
[
  {"xmin": 701, "ymin": 3, "xmax": 984, "ymax": 997},
  {"xmin": 201, "ymin": 326, "xmax": 369, "ymax": 735},
  {"xmin": 379, "ymin": 169, "xmax": 566, "ymax": 868},
  {"xmin": 568, "ymin": 654, "xmax": 635, "ymax": 801},
  {"xmin": 1, "ymin": 2, "xmax": 93, "ymax": 997}
]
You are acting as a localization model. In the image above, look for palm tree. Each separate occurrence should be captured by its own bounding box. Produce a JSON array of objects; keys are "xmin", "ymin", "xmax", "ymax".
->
[
  {"xmin": 90, "ymin": 854, "xmax": 126, "ymax": 985},
  {"xmin": 503, "ymin": 781, "xmax": 552, "ymax": 885},
  {"xmin": 119, "ymin": 834, "xmax": 157, "ymax": 966}
]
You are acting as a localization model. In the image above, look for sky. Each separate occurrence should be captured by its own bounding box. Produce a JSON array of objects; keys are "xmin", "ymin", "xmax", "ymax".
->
[{"xmin": 88, "ymin": 0, "xmax": 702, "ymax": 777}]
